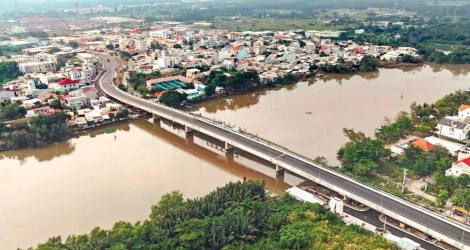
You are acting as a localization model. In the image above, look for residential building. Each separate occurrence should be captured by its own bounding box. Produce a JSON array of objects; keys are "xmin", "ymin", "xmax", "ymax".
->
[
  {"xmin": 436, "ymin": 117, "xmax": 470, "ymax": 141},
  {"xmin": 56, "ymin": 78, "xmax": 81, "ymax": 92},
  {"xmin": 411, "ymin": 138, "xmax": 435, "ymax": 151},
  {"xmin": 18, "ymin": 61, "xmax": 55, "ymax": 73},
  {"xmin": 446, "ymin": 157, "xmax": 470, "ymax": 177},
  {"xmin": 25, "ymin": 106, "xmax": 58, "ymax": 118}
]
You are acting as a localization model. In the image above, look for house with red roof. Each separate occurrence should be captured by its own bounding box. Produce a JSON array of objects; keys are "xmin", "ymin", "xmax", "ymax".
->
[
  {"xmin": 236, "ymin": 61, "xmax": 249, "ymax": 71},
  {"xmin": 446, "ymin": 157, "xmax": 470, "ymax": 177},
  {"xmin": 25, "ymin": 106, "xmax": 59, "ymax": 118},
  {"xmin": 137, "ymin": 65, "xmax": 154, "ymax": 74},
  {"xmin": 458, "ymin": 104, "xmax": 470, "ymax": 118},
  {"xmin": 56, "ymin": 78, "xmax": 80, "ymax": 92},
  {"xmin": 411, "ymin": 138, "xmax": 435, "ymax": 151},
  {"xmin": 127, "ymin": 45, "xmax": 138, "ymax": 55},
  {"xmin": 180, "ymin": 59, "xmax": 202, "ymax": 69}
]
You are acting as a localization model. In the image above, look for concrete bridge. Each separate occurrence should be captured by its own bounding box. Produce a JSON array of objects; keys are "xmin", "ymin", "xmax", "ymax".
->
[{"xmin": 97, "ymin": 54, "xmax": 470, "ymax": 249}]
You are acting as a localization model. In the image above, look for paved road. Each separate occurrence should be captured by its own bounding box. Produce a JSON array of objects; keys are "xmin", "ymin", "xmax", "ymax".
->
[
  {"xmin": 96, "ymin": 54, "xmax": 470, "ymax": 248},
  {"xmin": 344, "ymin": 207, "xmax": 440, "ymax": 250}
]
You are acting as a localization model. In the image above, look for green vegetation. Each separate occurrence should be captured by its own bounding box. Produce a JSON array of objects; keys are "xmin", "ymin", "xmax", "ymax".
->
[
  {"xmin": 0, "ymin": 112, "xmax": 70, "ymax": 151},
  {"xmin": 116, "ymin": 109, "xmax": 129, "ymax": 119},
  {"xmin": 375, "ymin": 115, "xmax": 414, "ymax": 144},
  {"xmin": 128, "ymin": 71, "xmax": 161, "ymax": 91},
  {"xmin": 337, "ymin": 128, "xmax": 389, "ymax": 178},
  {"xmin": 0, "ymin": 61, "xmax": 22, "ymax": 85},
  {"xmin": 159, "ymin": 90, "xmax": 187, "ymax": 107},
  {"xmin": 0, "ymin": 102, "xmax": 26, "ymax": 121},
  {"xmin": 31, "ymin": 181, "xmax": 395, "ymax": 250},
  {"xmin": 359, "ymin": 55, "xmax": 380, "ymax": 72},
  {"xmin": 0, "ymin": 45, "xmax": 21, "ymax": 58},
  {"xmin": 105, "ymin": 44, "xmax": 114, "ymax": 50},
  {"xmin": 208, "ymin": 70, "xmax": 260, "ymax": 91},
  {"xmin": 398, "ymin": 145, "xmax": 452, "ymax": 177},
  {"xmin": 68, "ymin": 41, "xmax": 79, "ymax": 49},
  {"xmin": 48, "ymin": 47, "xmax": 61, "ymax": 53},
  {"xmin": 204, "ymin": 83, "xmax": 217, "ymax": 97}
]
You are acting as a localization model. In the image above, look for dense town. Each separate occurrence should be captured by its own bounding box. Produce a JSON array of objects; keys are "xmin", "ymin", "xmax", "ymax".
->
[{"xmin": 0, "ymin": 22, "xmax": 422, "ymax": 129}]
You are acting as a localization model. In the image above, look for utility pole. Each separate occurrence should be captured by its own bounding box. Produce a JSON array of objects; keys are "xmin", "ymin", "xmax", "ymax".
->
[{"xmin": 402, "ymin": 169, "xmax": 407, "ymax": 194}]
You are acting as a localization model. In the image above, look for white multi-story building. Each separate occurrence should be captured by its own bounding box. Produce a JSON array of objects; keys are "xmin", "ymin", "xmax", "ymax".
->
[
  {"xmin": 149, "ymin": 30, "xmax": 175, "ymax": 40},
  {"xmin": 134, "ymin": 38, "xmax": 148, "ymax": 52},
  {"xmin": 18, "ymin": 61, "xmax": 55, "ymax": 73}
]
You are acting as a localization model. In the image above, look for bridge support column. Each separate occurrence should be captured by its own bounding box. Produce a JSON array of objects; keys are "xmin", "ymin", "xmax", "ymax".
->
[
  {"xmin": 152, "ymin": 114, "xmax": 161, "ymax": 122},
  {"xmin": 185, "ymin": 125, "xmax": 194, "ymax": 134},
  {"xmin": 224, "ymin": 142, "xmax": 234, "ymax": 152},
  {"xmin": 185, "ymin": 133, "xmax": 194, "ymax": 146},
  {"xmin": 276, "ymin": 169, "xmax": 285, "ymax": 186},
  {"xmin": 225, "ymin": 150, "xmax": 234, "ymax": 164},
  {"xmin": 275, "ymin": 164, "xmax": 285, "ymax": 175}
]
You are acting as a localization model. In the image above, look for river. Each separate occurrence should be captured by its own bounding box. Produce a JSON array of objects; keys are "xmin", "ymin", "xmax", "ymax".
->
[{"xmin": 1, "ymin": 63, "xmax": 469, "ymax": 249}]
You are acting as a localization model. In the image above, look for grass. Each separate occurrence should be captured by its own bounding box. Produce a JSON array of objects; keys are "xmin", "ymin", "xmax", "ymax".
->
[{"xmin": 377, "ymin": 160, "xmax": 403, "ymax": 182}]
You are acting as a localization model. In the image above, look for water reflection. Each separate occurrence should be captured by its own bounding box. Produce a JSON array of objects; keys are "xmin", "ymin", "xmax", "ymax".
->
[
  {"xmin": 202, "ymin": 91, "xmax": 265, "ymax": 113},
  {"xmin": 0, "ymin": 141, "xmax": 76, "ymax": 164},
  {"xmin": 427, "ymin": 63, "xmax": 470, "ymax": 76},
  {"xmin": 0, "ymin": 123, "xmax": 132, "ymax": 164}
]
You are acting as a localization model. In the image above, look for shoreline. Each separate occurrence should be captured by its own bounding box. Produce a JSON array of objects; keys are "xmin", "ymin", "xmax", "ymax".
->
[{"xmin": 186, "ymin": 62, "xmax": 423, "ymax": 107}]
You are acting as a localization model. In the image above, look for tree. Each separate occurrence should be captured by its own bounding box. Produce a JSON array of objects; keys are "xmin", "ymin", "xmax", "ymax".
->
[
  {"xmin": 339, "ymin": 128, "xmax": 389, "ymax": 177},
  {"xmin": 68, "ymin": 41, "xmax": 79, "ymax": 49},
  {"xmin": 0, "ymin": 61, "xmax": 22, "ymax": 85},
  {"xmin": 173, "ymin": 44, "xmax": 182, "ymax": 49},
  {"xmin": 279, "ymin": 224, "xmax": 309, "ymax": 249},
  {"xmin": 0, "ymin": 102, "xmax": 26, "ymax": 121},
  {"xmin": 437, "ymin": 189, "xmax": 449, "ymax": 207},
  {"xmin": 50, "ymin": 100, "xmax": 61, "ymax": 109},
  {"xmin": 48, "ymin": 47, "xmax": 61, "ymax": 53},
  {"xmin": 106, "ymin": 44, "xmax": 115, "ymax": 50},
  {"xmin": 359, "ymin": 55, "xmax": 379, "ymax": 72},
  {"xmin": 159, "ymin": 90, "xmax": 187, "ymax": 107},
  {"xmin": 204, "ymin": 84, "xmax": 216, "ymax": 96},
  {"xmin": 175, "ymin": 218, "xmax": 208, "ymax": 249},
  {"xmin": 137, "ymin": 85, "xmax": 150, "ymax": 96},
  {"xmin": 452, "ymin": 189, "xmax": 470, "ymax": 209},
  {"xmin": 116, "ymin": 109, "xmax": 129, "ymax": 119},
  {"xmin": 457, "ymin": 174, "xmax": 470, "ymax": 187},
  {"xmin": 36, "ymin": 83, "xmax": 48, "ymax": 89}
]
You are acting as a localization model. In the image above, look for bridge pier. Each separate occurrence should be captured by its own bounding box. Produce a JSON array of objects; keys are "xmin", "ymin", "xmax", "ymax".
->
[
  {"xmin": 185, "ymin": 125, "xmax": 194, "ymax": 134},
  {"xmin": 275, "ymin": 164, "xmax": 285, "ymax": 175},
  {"xmin": 185, "ymin": 133, "xmax": 194, "ymax": 146},
  {"xmin": 152, "ymin": 114, "xmax": 161, "ymax": 122},
  {"xmin": 224, "ymin": 141, "xmax": 234, "ymax": 152},
  {"xmin": 225, "ymin": 150, "xmax": 234, "ymax": 164},
  {"xmin": 276, "ymin": 170, "xmax": 285, "ymax": 186}
]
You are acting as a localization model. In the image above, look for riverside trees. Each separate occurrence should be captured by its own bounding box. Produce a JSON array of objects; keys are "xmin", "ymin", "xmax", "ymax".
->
[
  {"xmin": 0, "ymin": 112, "xmax": 70, "ymax": 150},
  {"xmin": 32, "ymin": 181, "xmax": 395, "ymax": 250}
]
